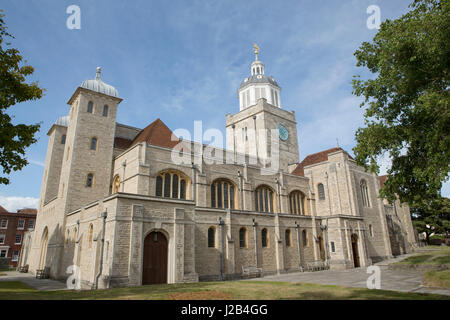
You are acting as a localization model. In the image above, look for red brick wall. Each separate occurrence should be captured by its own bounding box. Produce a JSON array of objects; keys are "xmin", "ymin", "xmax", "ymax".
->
[{"xmin": 0, "ymin": 211, "xmax": 36, "ymax": 267}]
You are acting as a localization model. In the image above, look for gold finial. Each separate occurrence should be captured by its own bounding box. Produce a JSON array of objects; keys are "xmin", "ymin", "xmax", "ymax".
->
[{"xmin": 253, "ymin": 43, "xmax": 260, "ymax": 61}]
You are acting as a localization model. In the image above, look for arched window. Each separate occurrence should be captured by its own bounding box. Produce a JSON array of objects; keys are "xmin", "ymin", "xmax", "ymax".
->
[
  {"xmin": 318, "ymin": 183, "xmax": 325, "ymax": 200},
  {"xmin": 360, "ymin": 179, "xmax": 370, "ymax": 207},
  {"xmin": 211, "ymin": 179, "xmax": 236, "ymax": 209},
  {"xmin": 61, "ymin": 134, "xmax": 66, "ymax": 144},
  {"xmin": 239, "ymin": 227, "xmax": 247, "ymax": 248},
  {"xmin": 103, "ymin": 105, "xmax": 109, "ymax": 117},
  {"xmin": 261, "ymin": 228, "xmax": 268, "ymax": 247},
  {"xmin": 86, "ymin": 173, "xmax": 94, "ymax": 187},
  {"xmin": 254, "ymin": 185, "xmax": 275, "ymax": 213},
  {"xmin": 207, "ymin": 227, "xmax": 215, "ymax": 248},
  {"xmin": 302, "ymin": 230, "xmax": 309, "ymax": 247},
  {"xmin": 90, "ymin": 137, "xmax": 97, "ymax": 150},
  {"xmin": 88, "ymin": 224, "xmax": 93, "ymax": 248},
  {"xmin": 87, "ymin": 101, "xmax": 93, "ymax": 113},
  {"xmin": 155, "ymin": 170, "xmax": 188, "ymax": 200},
  {"xmin": 369, "ymin": 224, "xmax": 373, "ymax": 237},
  {"xmin": 112, "ymin": 175, "xmax": 121, "ymax": 193},
  {"xmin": 285, "ymin": 229, "xmax": 291, "ymax": 247},
  {"xmin": 289, "ymin": 190, "xmax": 306, "ymax": 215}
]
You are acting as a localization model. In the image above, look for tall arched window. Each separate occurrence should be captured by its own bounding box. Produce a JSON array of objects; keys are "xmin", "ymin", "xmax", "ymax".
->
[
  {"xmin": 254, "ymin": 185, "xmax": 275, "ymax": 213},
  {"xmin": 112, "ymin": 175, "xmax": 121, "ymax": 193},
  {"xmin": 239, "ymin": 227, "xmax": 247, "ymax": 248},
  {"xmin": 87, "ymin": 101, "xmax": 93, "ymax": 113},
  {"xmin": 86, "ymin": 173, "xmax": 94, "ymax": 187},
  {"xmin": 211, "ymin": 179, "xmax": 236, "ymax": 209},
  {"xmin": 261, "ymin": 228, "xmax": 268, "ymax": 247},
  {"xmin": 318, "ymin": 183, "xmax": 325, "ymax": 200},
  {"xmin": 302, "ymin": 230, "xmax": 309, "ymax": 247},
  {"xmin": 155, "ymin": 170, "xmax": 188, "ymax": 200},
  {"xmin": 61, "ymin": 134, "xmax": 66, "ymax": 144},
  {"xmin": 88, "ymin": 224, "xmax": 93, "ymax": 248},
  {"xmin": 207, "ymin": 227, "xmax": 215, "ymax": 248},
  {"xmin": 360, "ymin": 179, "xmax": 370, "ymax": 207},
  {"xmin": 90, "ymin": 137, "xmax": 97, "ymax": 150},
  {"xmin": 103, "ymin": 105, "xmax": 109, "ymax": 117},
  {"xmin": 285, "ymin": 229, "xmax": 292, "ymax": 247},
  {"xmin": 289, "ymin": 190, "xmax": 306, "ymax": 215}
]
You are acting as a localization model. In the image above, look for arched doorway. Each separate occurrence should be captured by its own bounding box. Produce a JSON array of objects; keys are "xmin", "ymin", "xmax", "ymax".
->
[
  {"xmin": 39, "ymin": 227, "xmax": 49, "ymax": 269},
  {"xmin": 142, "ymin": 231, "xmax": 168, "ymax": 285},
  {"xmin": 351, "ymin": 234, "xmax": 360, "ymax": 268}
]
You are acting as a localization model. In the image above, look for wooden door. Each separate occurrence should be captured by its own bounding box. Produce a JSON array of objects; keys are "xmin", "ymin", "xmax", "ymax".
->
[
  {"xmin": 351, "ymin": 234, "xmax": 360, "ymax": 268},
  {"xmin": 142, "ymin": 232, "xmax": 168, "ymax": 285}
]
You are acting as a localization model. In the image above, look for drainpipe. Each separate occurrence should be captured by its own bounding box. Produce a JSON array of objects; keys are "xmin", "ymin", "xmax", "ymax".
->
[
  {"xmin": 219, "ymin": 217, "xmax": 225, "ymax": 280},
  {"xmin": 295, "ymin": 222, "xmax": 302, "ymax": 270},
  {"xmin": 121, "ymin": 161, "xmax": 126, "ymax": 192},
  {"xmin": 320, "ymin": 220, "xmax": 330, "ymax": 268},
  {"xmin": 253, "ymin": 218, "xmax": 258, "ymax": 267},
  {"xmin": 94, "ymin": 211, "xmax": 107, "ymax": 289}
]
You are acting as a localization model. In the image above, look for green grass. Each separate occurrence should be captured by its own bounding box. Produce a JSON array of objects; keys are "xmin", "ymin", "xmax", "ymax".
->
[
  {"xmin": 0, "ymin": 280, "xmax": 448, "ymax": 300},
  {"xmin": 395, "ymin": 246, "xmax": 450, "ymax": 265},
  {"xmin": 423, "ymin": 270, "xmax": 450, "ymax": 289}
]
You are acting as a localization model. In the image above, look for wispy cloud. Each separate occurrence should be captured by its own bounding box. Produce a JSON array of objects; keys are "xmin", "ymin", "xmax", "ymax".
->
[{"xmin": 0, "ymin": 194, "xmax": 39, "ymax": 212}]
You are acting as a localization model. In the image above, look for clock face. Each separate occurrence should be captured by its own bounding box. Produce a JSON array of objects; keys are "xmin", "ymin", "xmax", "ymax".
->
[{"xmin": 277, "ymin": 123, "xmax": 289, "ymax": 141}]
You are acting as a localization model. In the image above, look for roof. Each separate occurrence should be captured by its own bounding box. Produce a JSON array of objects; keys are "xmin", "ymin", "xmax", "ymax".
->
[
  {"xmin": 379, "ymin": 175, "xmax": 388, "ymax": 188},
  {"xmin": 17, "ymin": 208, "xmax": 37, "ymax": 214},
  {"xmin": 239, "ymin": 74, "xmax": 280, "ymax": 90},
  {"xmin": 130, "ymin": 118, "xmax": 180, "ymax": 149},
  {"xmin": 80, "ymin": 67, "xmax": 119, "ymax": 98},
  {"xmin": 114, "ymin": 137, "xmax": 133, "ymax": 150},
  {"xmin": 55, "ymin": 115, "xmax": 69, "ymax": 127},
  {"xmin": 0, "ymin": 205, "xmax": 8, "ymax": 213},
  {"xmin": 291, "ymin": 147, "xmax": 353, "ymax": 177}
]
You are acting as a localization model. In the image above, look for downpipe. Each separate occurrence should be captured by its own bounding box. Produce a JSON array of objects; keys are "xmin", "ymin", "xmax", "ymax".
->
[{"xmin": 94, "ymin": 211, "xmax": 107, "ymax": 289}]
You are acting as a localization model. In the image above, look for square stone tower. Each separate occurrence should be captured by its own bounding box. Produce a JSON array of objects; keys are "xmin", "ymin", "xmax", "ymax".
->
[{"xmin": 226, "ymin": 46, "xmax": 299, "ymax": 172}]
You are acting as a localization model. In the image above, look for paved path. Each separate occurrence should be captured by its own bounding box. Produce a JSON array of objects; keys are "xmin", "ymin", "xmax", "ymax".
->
[
  {"xmin": 248, "ymin": 254, "xmax": 450, "ymax": 296},
  {"xmin": 0, "ymin": 271, "xmax": 68, "ymax": 291}
]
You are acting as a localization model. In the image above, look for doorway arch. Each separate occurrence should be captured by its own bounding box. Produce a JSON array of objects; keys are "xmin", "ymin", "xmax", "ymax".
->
[
  {"xmin": 39, "ymin": 227, "xmax": 49, "ymax": 269},
  {"xmin": 142, "ymin": 231, "xmax": 168, "ymax": 285},
  {"xmin": 351, "ymin": 234, "xmax": 360, "ymax": 268}
]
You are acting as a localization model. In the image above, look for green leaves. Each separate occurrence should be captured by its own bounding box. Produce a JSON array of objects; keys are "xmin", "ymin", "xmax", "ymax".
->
[
  {"xmin": 352, "ymin": 0, "xmax": 450, "ymax": 206},
  {"xmin": 0, "ymin": 10, "xmax": 43, "ymax": 185}
]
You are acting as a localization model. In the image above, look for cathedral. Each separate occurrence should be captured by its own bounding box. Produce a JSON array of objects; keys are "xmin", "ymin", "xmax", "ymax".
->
[{"xmin": 20, "ymin": 47, "xmax": 417, "ymax": 289}]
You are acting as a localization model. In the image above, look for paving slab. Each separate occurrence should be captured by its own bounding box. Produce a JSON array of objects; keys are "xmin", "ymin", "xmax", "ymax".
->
[
  {"xmin": 0, "ymin": 271, "xmax": 68, "ymax": 291},
  {"xmin": 247, "ymin": 254, "xmax": 450, "ymax": 296}
]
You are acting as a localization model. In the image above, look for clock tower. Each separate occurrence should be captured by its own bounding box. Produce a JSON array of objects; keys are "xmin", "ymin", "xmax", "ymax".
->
[{"xmin": 226, "ymin": 45, "xmax": 300, "ymax": 173}]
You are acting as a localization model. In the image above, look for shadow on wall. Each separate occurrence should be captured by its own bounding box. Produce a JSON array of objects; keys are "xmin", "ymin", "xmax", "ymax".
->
[
  {"xmin": 386, "ymin": 216, "xmax": 407, "ymax": 256},
  {"xmin": 40, "ymin": 224, "xmax": 76, "ymax": 280}
]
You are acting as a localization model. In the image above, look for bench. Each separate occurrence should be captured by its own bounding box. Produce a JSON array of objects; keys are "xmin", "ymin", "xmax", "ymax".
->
[
  {"xmin": 19, "ymin": 265, "xmax": 29, "ymax": 273},
  {"xmin": 35, "ymin": 267, "xmax": 50, "ymax": 279},
  {"xmin": 242, "ymin": 266, "xmax": 262, "ymax": 278},
  {"xmin": 305, "ymin": 261, "xmax": 328, "ymax": 272}
]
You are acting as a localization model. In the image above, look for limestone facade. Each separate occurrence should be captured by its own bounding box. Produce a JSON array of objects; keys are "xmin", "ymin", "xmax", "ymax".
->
[{"xmin": 23, "ymin": 56, "xmax": 417, "ymax": 289}]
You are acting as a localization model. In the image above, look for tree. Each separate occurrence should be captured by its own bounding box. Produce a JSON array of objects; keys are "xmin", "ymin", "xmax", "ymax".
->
[
  {"xmin": 411, "ymin": 196, "xmax": 450, "ymax": 243},
  {"xmin": 352, "ymin": 0, "xmax": 449, "ymax": 206},
  {"xmin": 0, "ymin": 10, "xmax": 44, "ymax": 185}
]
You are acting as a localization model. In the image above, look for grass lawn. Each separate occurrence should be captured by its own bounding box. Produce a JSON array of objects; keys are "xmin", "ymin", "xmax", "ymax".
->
[
  {"xmin": 394, "ymin": 246, "xmax": 450, "ymax": 265},
  {"xmin": 0, "ymin": 280, "xmax": 448, "ymax": 300},
  {"xmin": 423, "ymin": 270, "xmax": 450, "ymax": 289}
]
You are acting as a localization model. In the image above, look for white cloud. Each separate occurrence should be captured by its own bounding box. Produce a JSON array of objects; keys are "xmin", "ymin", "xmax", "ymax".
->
[{"xmin": 0, "ymin": 195, "xmax": 39, "ymax": 212}]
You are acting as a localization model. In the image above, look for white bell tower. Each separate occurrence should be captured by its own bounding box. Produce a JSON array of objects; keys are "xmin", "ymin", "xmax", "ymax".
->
[{"xmin": 238, "ymin": 44, "xmax": 281, "ymax": 111}]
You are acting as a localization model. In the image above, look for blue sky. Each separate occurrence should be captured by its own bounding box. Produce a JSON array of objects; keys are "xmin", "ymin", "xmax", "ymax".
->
[{"xmin": 0, "ymin": 0, "xmax": 448, "ymax": 211}]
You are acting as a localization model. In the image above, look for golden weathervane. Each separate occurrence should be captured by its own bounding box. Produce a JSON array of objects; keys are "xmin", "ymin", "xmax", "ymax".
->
[{"xmin": 254, "ymin": 43, "xmax": 260, "ymax": 60}]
